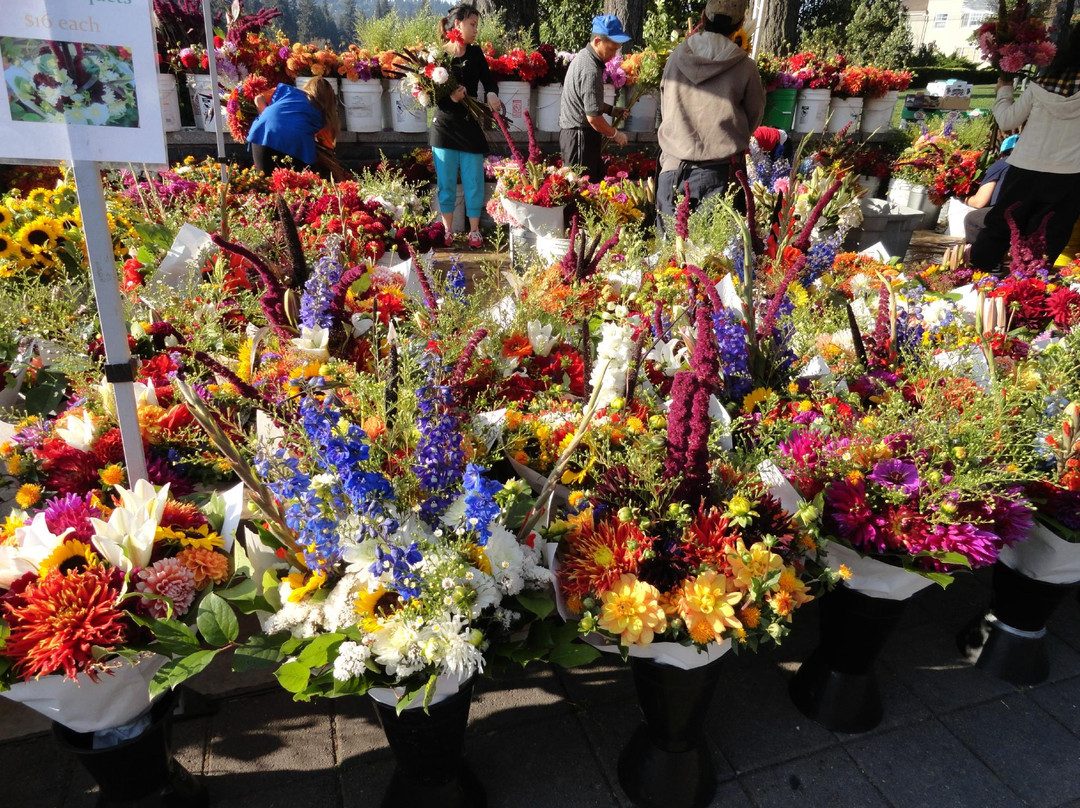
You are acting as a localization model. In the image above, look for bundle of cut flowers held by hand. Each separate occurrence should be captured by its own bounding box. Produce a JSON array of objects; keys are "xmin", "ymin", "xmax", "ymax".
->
[
  {"xmin": 974, "ymin": 0, "xmax": 1056, "ymax": 75},
  {"xmin": 387, "ymin": 44, "xmax": 491, "ymax": 126}
]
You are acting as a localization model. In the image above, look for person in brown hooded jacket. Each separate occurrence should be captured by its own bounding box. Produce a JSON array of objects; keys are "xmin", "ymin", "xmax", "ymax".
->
[{"xmin": 656, "ymin": 0, "xmax": 764, "ymax": 229}]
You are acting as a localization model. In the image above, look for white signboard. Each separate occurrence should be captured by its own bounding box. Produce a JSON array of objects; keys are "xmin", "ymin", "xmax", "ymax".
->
[{"xmin": 0, "ymin": 0, "xmax": 166, "ymax": 165}]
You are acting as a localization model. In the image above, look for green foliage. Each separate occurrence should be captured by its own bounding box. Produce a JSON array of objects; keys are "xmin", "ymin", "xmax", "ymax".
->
[
  {"xmin": 844, "ymin": 0, "xmax": 913, "ymax": 69},
  {"xmin": 537, "ymin": 0, "xmax": 603, "ymax": 51},
  {"xmin": 355, "ymin": 9, "xmax": 440, "ymax": 52},
  {"xmin": 641, "ymin": 0, "xmax": 692, "ymax": 51}
]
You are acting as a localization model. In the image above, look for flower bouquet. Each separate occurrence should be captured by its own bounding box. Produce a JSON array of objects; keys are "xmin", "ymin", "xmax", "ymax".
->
[
  {"xmin": 973, "ymin": 0, "xmax": 1056, "ymax": 76},
  {"xmin": 340, "ymin": 45, "xmax": 383, "ymax": 82},
  {"xmin": 536, "ymin": 44, "xmax": 573, "ymax": 85},
  {"xmin": 0, "ymin": 479, "xmax": 242, "ymax": 802},
  {"xmin": 385, "ymin": 44, "xmax": 491, "ymax": 125},
  {"xmin": 788, "ymin": 52, "xmax": 846, "ymax": 90},
  {"xmin": 758, "ymin": 53, "xmax": 803, "ymax": 92},
  {"xmin": 484, "ymin": 47, "xmax": 550, "ymax": 85},
  {"xmin": 225, "ymin": 74, "xmax": 275, "ymax": 142}
]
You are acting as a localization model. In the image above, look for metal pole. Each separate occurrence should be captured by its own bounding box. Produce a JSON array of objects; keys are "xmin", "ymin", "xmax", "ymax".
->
[
  {"xmin": 71, "ymin": 162, "xmax": 148, "ymax": 485},
  {"xmin": 202, "ymin": 0, "xmax": 229, "ymax": 187}
]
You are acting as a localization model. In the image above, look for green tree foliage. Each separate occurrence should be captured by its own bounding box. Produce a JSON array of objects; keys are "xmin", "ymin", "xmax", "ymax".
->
[
  {"xmin": 844, "ymin": 0, "xmax": 913, "ymax": 68},
  {"xmin": 537, "ymin": 0, "xmax": 604, "ymax": 51},
  {"xmin": 641, "ymin": 0, "xmax": 693, "ymax": 50}
]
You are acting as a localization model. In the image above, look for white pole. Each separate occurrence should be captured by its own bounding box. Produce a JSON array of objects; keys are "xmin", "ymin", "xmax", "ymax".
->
[
  {"xmin": 202, "ymin": 0, "xmax": 229, "ymax": 187},
  {"xmin": 751, "ymin": 0, "xmax": 765, "ymax": 59},
  {"xmin": 71, "ymin": 162, "xmax": 148, "ymax": 485}
]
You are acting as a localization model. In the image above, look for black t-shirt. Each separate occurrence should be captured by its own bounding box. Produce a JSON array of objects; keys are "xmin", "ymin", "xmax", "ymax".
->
[{"xmin": 429, "ymin": 43, "xmax": 499, "ymax": 154}]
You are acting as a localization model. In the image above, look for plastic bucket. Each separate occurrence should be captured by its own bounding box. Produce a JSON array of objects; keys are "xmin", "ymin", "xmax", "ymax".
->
[
  {"xmin": 887, "ymin": 177, "xmax": 913, "ymax": 208},
  {"xmin": 856, "ymin": 174, "xmax": 881, "ymax": 197},
  {"xmin": 603, "ymin": 85, "xmax": 615, "ymax": 125},
  {"xmin": 827, "ymin": 95, "xmax": 863, "ymax": 133},
  {"xmin": 295, "ymin": 76, "xmax": 339, "ymax": 94},
  {"xmin": 907, "ymin": 184, "xmax": 942, "ymax": 229},
  {"xmin": 535, "ymin": 83, "xmax": 562, "ymax": 132},
  {"xmin": 341, "ymin": 78, "xmax": 384, "ymax": 132},
  {"xmin": 761, "ymin": 88, "xmax": 797, "ymax": 130},
  {"xmin": 158, "ymin": 74, "xmax": 181, "ymax": 132},
  {"xmin": 185, "ymin": 74, "xmax": 218, "ymax": 131},
  {"xmin": 389, "ymin": 84, "xmax": 427, "ymax": 133},
  {"xmin": 792, "ymin": 88, "xmax": 831, "ymax": 134},
  {"xmin": 626, "ymin": 92, "xmax": 657, "ymax": 132},
  {"xmin": 500, "ymin": 80, "xmax": 531, "ymax": 133},
  {"xmin": 860, "ymin": 91, "xmax": 897, "ymax": 134}
]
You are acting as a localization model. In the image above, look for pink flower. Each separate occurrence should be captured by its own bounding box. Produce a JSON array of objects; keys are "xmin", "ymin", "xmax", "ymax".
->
[
  {"xmin": 137, "ymin": 558, "xmax": 197, "ymax": 618},
  {"xmin": 999, "ymin": 49, "xmax": 1026, "ymax": 74}
]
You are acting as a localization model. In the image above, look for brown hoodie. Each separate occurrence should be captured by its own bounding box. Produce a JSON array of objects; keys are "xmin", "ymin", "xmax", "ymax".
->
[{"xmin": 657, "ymin": 31, "xmax": 765, "ymax": 174}]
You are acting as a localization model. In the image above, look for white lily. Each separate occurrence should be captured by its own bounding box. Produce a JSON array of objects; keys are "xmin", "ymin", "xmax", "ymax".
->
[
  {"xmin": 290, "ymin": 325, "xmax": 330, "ymax": 361},
  {"xmin": 55, "ymin": 410, "xmax": 99, "ymax": 452},
  {"xmin": 99, "ymin": 377, "xmax": 158, "ymax": 419},
  {"xmin": 0, "ymin": 515, "xmax": 73, "ymax": 587},
  {"xmin": 646, "ymin": 338, "xmax": 689, "ymax": 376},
  {"xmin": 350, "ymin": 314, "xmax": 373, "ymax": 338},
  {"xmin": 526, "ymin": 320, "xmax": 557, "ymax": 357},
  {"xmin": 90, "ymin": 480, "xmax": 170, "ymax": 571}
]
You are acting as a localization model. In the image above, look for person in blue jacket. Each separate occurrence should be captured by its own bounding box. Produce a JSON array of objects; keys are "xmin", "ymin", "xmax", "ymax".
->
[{"xmin": 248, "ymin": 77, "xmax": 340, "ymax": 175}]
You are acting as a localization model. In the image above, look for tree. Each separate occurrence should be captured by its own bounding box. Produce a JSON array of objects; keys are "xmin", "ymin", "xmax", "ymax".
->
[
  {"xmin": 798, "ymin": 0, "xmax": 852, "ymax": 53},
  {"xmin": 296, "ymin": 0, "xmax": 317, "ymax": 43},
  {"xmin": 474, "ymin": 0, "xmax": 540, "ymax": 41},
  {"xmin": 341, "ymin": 0, "xmax": 359, "ymax": 46},
  {"xmin": 844, "ymin": 0, "xmax": 913, "ymax": 68},
  {"xmin": 539, "ymin": 0, "xmax": 604, "ymax": 50},
  {"xmin": 605, "ymin": 0, "xmax": 646, "ymax": 47},
  {"xmin": 373, "ymin": 0, "xmax": 391, "ymax": 19},
  {"xmin": 754, "ymin": 0, "xmax": 799, "ymax": 55}
]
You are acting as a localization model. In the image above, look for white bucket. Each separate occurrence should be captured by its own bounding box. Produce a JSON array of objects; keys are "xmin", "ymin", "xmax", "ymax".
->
[
  {"xmin": 603, "ymin": 85, "xmax": 615, "ymax": 125},
  {"xmin": 295, "ymin": 76, "xmax": 340, "ymax": 95},
  {"xmin": 792, "ymin": 88, "xmax": 831, "ymax": 134},
  {"xmin": 158, "ymin": 73, "xmax": 182, "ymax": 132},
  {"xmin": 626, "ymin": 92, "xmax": 657, "ymax": 132},
  {"xmin": 389, "ymin": 84, "xmax": 427, "ymax": 133},
  {"xmin": 535, "ymin": 83, "xmax": 562, "ymax": 132},
  {"xmin": 887, "ymin": 177, "xmax": 913, "ymax": 208},
  {"xmin": 500, "ymin": 80, "xmax": 531, "ymax": 133},
  {"xmin": 856, "ymin": 174, "xmax": 881, "ymax": 197},
  {"xmin": 860, "ymin": 90, "xmax": 897, "ymax": 134},
  {"xmin": 826, "ymin": 95, "xmax": 863, "ymax": 133},
  {"xmin": 946, "ymin": 197, "xmax": 975, "ymax": 237},
  {"xmin": 185, "ymin": 74, "xmax": 220, "ymax": 131},
  {"xmin": 907, "ymin": 183, "xmax": 941, "ymax": 229},
  {"xmin": 341, "ymin": 78, "xmax": 384, "ymax": 132}
]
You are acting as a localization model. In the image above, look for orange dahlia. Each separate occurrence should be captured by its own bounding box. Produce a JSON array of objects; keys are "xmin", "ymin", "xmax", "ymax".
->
[
  {"xmin": 558, "ymin": 516, "xmax": 651, "ymax": 601},
  {"xmin": 1, "ymin": 566, "xmax": 129, "ymax": 681},
  {"xmin": 177, "ymin": 547, "xmax": 230, "ymax": 588}
]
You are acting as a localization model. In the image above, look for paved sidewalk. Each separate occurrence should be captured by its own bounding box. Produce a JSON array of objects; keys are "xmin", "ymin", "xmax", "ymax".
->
[{"xmin": 5, "ymin": 569, "xmax": 1080, "ymax": 807}]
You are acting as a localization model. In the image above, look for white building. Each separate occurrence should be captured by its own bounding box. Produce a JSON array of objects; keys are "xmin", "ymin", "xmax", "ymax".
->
[{"xmin": 903, "ymin": 0, "xmax": 994, "ymax": 61}]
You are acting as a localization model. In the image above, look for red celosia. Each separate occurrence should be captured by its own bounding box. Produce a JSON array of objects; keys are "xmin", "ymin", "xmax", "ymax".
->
[{"xmin": 1, "ymin": 566, "xmax": 130, "ymax": 681}]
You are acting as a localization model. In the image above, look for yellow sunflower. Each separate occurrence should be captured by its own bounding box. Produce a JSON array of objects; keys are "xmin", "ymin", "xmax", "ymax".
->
[
  {"xmin": 37, "ymin": 540, "xmax": 99, "ymax": 576},
  {"xmin": 0, "ymin": 233, "xmax": 15, "ymax": 259},
  {"xmin": 0, "ymin": 205, "xmax": 13, "ymax": 228},
  {"xmin": 26, "ymin": 188, "xmax": 52, "ymax": 206},
  {"xmin": 730, "ymin": 28, "xmax": 752, "ymax": 55},
  {"xmin": 15, "ymin": 216, "xmax": 62, "ymax": 253}
]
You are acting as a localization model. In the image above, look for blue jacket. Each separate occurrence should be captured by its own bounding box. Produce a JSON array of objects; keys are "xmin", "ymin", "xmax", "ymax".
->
[{"xmin": 247, "ymin": 84, "xmax": 324, "ymax": 166}]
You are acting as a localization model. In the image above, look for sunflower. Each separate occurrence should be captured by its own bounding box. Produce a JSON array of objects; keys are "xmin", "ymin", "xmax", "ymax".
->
[
  {"xmin": 729, "ymin": 28, "xmax": 752, "ymax": 55},
  {"xmin": 15, "ymin": 216, "xmax": 62, "ymax": 253},
  {"xmin": 0, "ymin": 205, "xmax": 12, "ymax": 228},
  {"xmin": 37, "ymin": 540, "xmax": 99, "ymax": 576},
  {"xmin": 26, "ymin": 188, "xmax": 52, "ymax": 206},
  {"xmin": 0, "ymin": 233, "xmax": 16, "ymax": 259}
]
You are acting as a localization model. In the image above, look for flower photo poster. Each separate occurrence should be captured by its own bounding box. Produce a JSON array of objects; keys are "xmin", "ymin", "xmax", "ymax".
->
[{"xmin": 0, "ymin": 0, "xmax": 165, "ymax": 165}]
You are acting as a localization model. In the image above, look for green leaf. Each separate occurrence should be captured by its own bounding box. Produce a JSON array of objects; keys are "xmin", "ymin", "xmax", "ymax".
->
[
  {"xmin": 296, "ymin": 633, "xmax": 345, "ymax": 669},
  {"xmin": 232, "ymin": 633, "xmax": 286, "ymax": 672},
  {"xmin": 922, "ymin": 571, "xmax": 954, "ymax": 589},
  {"xmin": 196, "ymin": 593, "xmax": 239, "ymax": 647},
  {"xmin": 144, "ymin": 618, "xmax": 201, "ymax": 656},
  {"xmin": 514, "ymin": 592, "xmax": 555, "ymax": 619},
  {"xmin": 548, "ymin": 641, "xmax": 601, "ymax": 668},
  {"xmin": 232, "ymin": 540, "xmax": 254, "ymax": 579},
  {"xmin": 216, "ymin": 579, "xmax": 258, "ymax": 604},
  {"xmin": 396, "ymin": 683, "xmax": 426, "ymax": 715},
  {"xmin": 274, "ymin": 660, "xmax": 311, "ymax": 694},
  {"xmin": 149, "ymin": 649, "xmax": 221, "ymax": 698}
]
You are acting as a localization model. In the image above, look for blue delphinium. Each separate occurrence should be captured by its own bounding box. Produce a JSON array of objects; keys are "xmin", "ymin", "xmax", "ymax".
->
[
  {"xmin": 461, "ymin": 463, "xmax": 502, "ymax": 546},
  {"xmin": 445, "ymin": 256, "xmax": 467, "ymax": 302},
  {"xmin": 414, "ymin": 352, "xmax": 466, "ymax": 524},
  {"xmin": 802, "ymin": 229, "xmax": 844, "ymax": 287},
  {"xmin": 712, "ymin": 304, "xmax": 752, "ymax": 402},
  {"xmin": 371, "ymin": 543, "xmax": 424, "ymax": 601},
  {"xmin": 299, "ymin": 237, "xmax": 344, "ymax": 329}
]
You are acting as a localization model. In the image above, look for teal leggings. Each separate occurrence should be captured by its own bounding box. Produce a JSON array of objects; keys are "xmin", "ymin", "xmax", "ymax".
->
[{"xmin": 432, "ymin": 147, "xmax": 485, "ymax": 220}]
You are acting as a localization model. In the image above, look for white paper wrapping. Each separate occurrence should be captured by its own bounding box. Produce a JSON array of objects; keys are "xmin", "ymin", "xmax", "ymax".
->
[
  {"xmin": 368, "ymin": 671, "xmax": 471, "ymax": 708},
  {"xmin": 823, "ymin": 542, "xmax": 936, "ymax": 600},
  {"xmin": 500, "ymin": 200, "xmax": 566, "ymax": 237},
  {"xmin": 473, "ymin": 409, "xmax": 507, "ymax": 451},
  {"xmin": 1, "ymin": 654, "xmax": 167, "ymax": 733},
  {"xmin": 999, "ymin": 523, "xmax": 1080, "ymax": 585},
  {"xmin": 542, "ymin": 546, "xmax": 731, "ymax": 670},
  {"xmin": 757, "ymin": 460, "xmax": 804, "ymax": 515},
  {"xmin": 507, "ymin": 455, "xmax": 570, "ymax": 507},
  {"xmin": 858, "ymin": 242, "xmax": 892, "ymax": 263},
  {"xmin": 933, "ymin": 345, "xmax": 991, "ymax": 390},
  {"xmin": 156, "ymin": 224, "xmax": 213, "ymax": 290}
]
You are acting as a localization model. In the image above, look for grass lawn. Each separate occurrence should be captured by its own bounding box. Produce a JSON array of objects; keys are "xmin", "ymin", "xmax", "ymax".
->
[{"xmin": 889, "ymin": 83, "xmax": 996, "ymax": 129}]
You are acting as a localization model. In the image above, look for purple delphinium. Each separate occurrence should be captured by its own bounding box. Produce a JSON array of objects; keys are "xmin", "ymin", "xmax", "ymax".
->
[
  {"xmin": 867, "ymin": 458, "xmax": 921, "ymax": 497},
  {"xmin": 299, "ymin": 239, "xmax": 344, "ymax": 329}
]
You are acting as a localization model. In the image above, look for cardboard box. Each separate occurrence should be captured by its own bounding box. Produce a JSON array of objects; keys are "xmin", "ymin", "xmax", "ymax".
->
[
  {"xmin": 926, "ymin": 79, "xmax": 973, "ymax": 98},
  {"xmin": 936, "ymin": 96, "xmax": 971, "ymax": 110}
]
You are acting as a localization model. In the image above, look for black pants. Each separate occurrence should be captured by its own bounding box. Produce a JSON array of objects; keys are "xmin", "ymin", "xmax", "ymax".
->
[
  {"xmin": 251, "ymin": 143, "xmax": 310, "ymax": 174},
  {"xmin": 656, "ymin": 162, "xmax": 733, "ymax": 236},
  {"xmin": 964, "ymin": 206, "xmax": 992, "ymax": 245},
  {"xmin": 559, "ymin": 128, "xmax": 603, "ymax": 182},
  {"xmin": 969, "ymin": 164, "xmax": 1080, "ymax": 272}
]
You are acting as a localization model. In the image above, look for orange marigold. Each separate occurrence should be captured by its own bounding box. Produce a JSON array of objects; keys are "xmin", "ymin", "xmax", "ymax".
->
[{"xmin": 177, "ymin": 547, "xmax": 230, "ymax": 588}]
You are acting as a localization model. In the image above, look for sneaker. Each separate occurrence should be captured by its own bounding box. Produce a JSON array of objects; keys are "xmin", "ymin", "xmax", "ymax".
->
[
  {"xmin": 468, "ymin": 230, "xmax": 483, "ymax": 250},
  {"xmin": 442, "ymin": 229, "xmax": 455, "ymax": 248}
]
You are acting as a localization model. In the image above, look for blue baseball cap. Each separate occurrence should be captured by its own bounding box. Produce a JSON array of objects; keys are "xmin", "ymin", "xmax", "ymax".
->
[
  {"xmin": 592, "ymin": 15, "xmax": 631, "ymax": 43},
  {"xmin": 1001, "ymin": 134, "xmax": 1019, "ymax": 152}
]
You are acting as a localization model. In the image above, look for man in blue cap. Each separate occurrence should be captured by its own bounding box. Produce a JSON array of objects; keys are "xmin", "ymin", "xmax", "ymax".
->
[
  {"xmin": 963, "ymin": 133, "xmax": 1018, "ymax": 250},
  {"xmin": 558, "ymin": 14, "xmax": 631, "ymax": 181}
]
